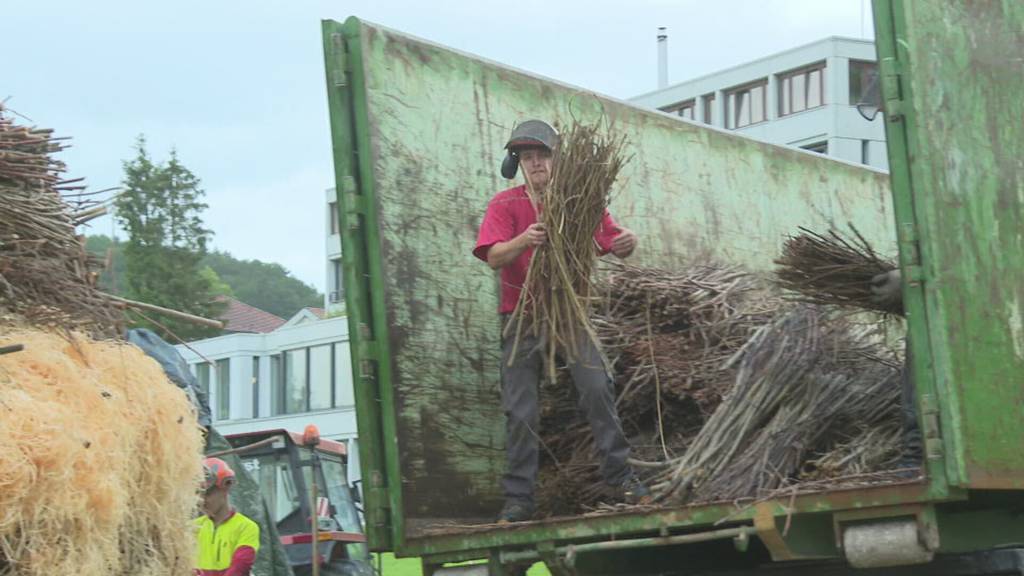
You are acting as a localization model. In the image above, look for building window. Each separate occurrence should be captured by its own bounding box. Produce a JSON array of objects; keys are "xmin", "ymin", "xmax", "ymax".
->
[
  {"xmin": 702, "ymin": 93, "xmax": 716, "ymax": 124},
  {"xmin": 328, "ymin": 201, "xmax": 339, "ymax": 235},
  {"xmin": 802, "ymin": 141, "xmax": 828, "ymax": 154},
  {"xmin": 216, "ymin": 358, "xmax": 231, "ymax": 420},
  {"xmin": 334, "ymin": 343, "xmax": 353, "ymax": 407},
  {"xmin": 252, "ymin": 357, "xmax": 260, "ymax": 419},
  {"xmin": 284, "ymin": 348, "xmax": 308, "ymax": 414},
  {"xmin": 265, "ymin": 345, "xmax": 349, "ymax": 415},
  {"xmin": 310, "ymin": 345, "xmax": 333, "ymax": 410},
  {"xmin": 661, "ymin": 99, "xmax": 695, "ymax": 120},
  {"xmin": 779, "ymin": 62, "xmax": 825, "ymax": 116},
  {"xmin": 849, "ymin": 60, "xmax": 878, "ymax": 105},
  {"xmin": 195, "ymin": 363, "xmax": 211, "ymax": 396},
  {"xmin": 725, "ymin": 80, "xmax": 768, "ymax": 129},
  {"xmin": 270, "ymin": 354, "xmax": 283, "ymax": 415}
]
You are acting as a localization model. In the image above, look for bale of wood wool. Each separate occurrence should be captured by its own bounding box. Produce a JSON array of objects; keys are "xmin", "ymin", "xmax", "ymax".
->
[{"xmin": 0, "ymin": 328, "xmax": 204, "ymax": 576}]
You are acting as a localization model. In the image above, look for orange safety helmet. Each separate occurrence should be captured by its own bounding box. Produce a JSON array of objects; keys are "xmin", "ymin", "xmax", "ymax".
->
[{"xmin": 202, "ymin": 457, "xmax": 236, "ymax": 493}]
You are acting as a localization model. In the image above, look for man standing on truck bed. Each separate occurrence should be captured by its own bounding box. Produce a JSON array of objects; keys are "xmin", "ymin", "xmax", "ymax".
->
[{"xmin": 473, "ymin": 119, "xmax": 650, "ymax": 523}]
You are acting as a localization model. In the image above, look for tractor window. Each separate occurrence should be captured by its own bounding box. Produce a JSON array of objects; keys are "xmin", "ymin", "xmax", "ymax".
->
[
  {"xmin": 247, "ymin": 454, "xmax": 301, "ymax": 525},
  {"xmin": 320, "ymin": 458, "xmax": 360, "ymax": 532},
  {"xmin": 321, "ymin": 456, "xmax": 369, "ymax": 561}
]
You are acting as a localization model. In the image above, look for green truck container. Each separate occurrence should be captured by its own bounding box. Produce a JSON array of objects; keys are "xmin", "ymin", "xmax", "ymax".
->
[{"xmin": 322, "ymin": 1, "xmax": 1024, "ymax": 573}]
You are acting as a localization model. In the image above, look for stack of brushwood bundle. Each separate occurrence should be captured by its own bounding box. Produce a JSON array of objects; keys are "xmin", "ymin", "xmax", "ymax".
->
[
  {"xmin": 536, "ymin": 263, "xmax": 782, "ymax": 514},
  {"xmin": 0, "ymin": 109, "xmax": 204, "ymax": 576},
  {"xmin": 774, "ymin": 227, "xmax": 900, "ymax": 315},
  {"xmin": 0, "ymin": 108, "xmax": 122, "ymax": 335},
  {"xmin": 650, "ymin": 305, "xmax": 903, "ymax": 505},
  {"xmin": 505, "ymin": 121, "xmax": 629, "ymax": 384},
  {"xmin": 533, "ymin": 262, "xmax": 906, "ymax": 516}
]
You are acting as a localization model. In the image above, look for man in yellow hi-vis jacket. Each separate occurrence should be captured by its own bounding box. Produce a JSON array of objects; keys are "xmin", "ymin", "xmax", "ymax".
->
[{"xmin": 195, "ymin": 457, "xmax": 260, "ymax": 576}]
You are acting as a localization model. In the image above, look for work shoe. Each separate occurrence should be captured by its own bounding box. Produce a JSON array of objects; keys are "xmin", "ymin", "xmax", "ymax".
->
[
  {"xmin": 497, "ymin": 500, "xmax": 535, "ymax": 524},
  {"xmin": 618, "ymin": 474, "xmax": 652, "ymax": 505}
]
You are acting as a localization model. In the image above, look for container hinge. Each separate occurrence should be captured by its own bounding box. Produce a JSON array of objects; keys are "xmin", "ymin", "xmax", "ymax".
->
[
  {"xmin": 344, "ymin": 193, "xmax": 366, "ymax": 214},
  {"xmin": 367, "ymin": 469, "xmax": 391, "ymax": 525},
  {"xmin": 920, "ymin": 393, "xmax": 944, "ymax": 459},
  {"xmin": 357, "ymin": 337, "xmax": 378, "ymax": 378},
  {"xmin": 341, "ymin": 174, "xmax": 358, "ymax": 194},
  {"xmin": 344, "ymin": 195, "xmax": 367, "ymax": 232},
  {"xmin": 880, "ymin": 56, "xmax": 905, "ymax": 120},
  {"xmin": 898, "ymin": 222, "xmax": 924, "ymax": 283},
  {"xmin": 330, "ymin": 33, "xmax": 350, "ymax": 86}
]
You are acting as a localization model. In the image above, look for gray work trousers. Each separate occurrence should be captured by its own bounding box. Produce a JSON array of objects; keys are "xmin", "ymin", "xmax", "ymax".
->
[{"xmin": 500, "ymin": 317, "xmax": 632, "ymax": 504}]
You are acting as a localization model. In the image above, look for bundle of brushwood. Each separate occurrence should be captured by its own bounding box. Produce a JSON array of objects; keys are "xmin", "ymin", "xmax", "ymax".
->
[
  {"xmin": 505, "ymin": 122, "xmax": 629, "ymax": 383},
  {"xmin": 774, "ymin": 227, "xmax": 899, "ymax": 315},
  {"xmin": 0, "ymin": 109, "xmax": 121, "ymax": 335},
  {"xmin": 535, "ymin": 263, "xmax": 782, "ymax": 515},
  {"xmin": 651, "ymin": 305, "xmax": 903, "ymax": 505}
]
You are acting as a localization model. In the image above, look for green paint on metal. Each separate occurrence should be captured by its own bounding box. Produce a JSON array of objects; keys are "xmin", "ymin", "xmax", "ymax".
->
[
  {"xmin": 871, "ymin": 0, "xmax": 958, "ymax": 492},
  {"xmin": 937, "ymin": 507, "xmax": 1024, "ymax": 553},
  {"xmin": 774, "ymin": 512, "xmax": 840, "ymax": 559},
  {"xmin": 500, "ymin": 526, "xmax": 759, "ymax": 564},
  {"xmin": 341, "ymin": 15, "xmax": 409, "ymax": 550},
  {"xmin": 322, "ymin": 18, "xmax": 409, "ymax": 550},
  {"xmin": 401, "ymin": 482, "xmax": 956, "ymax": 558},
  {"xmin": 321, "ymin": 19, "xmax": 391, "ymax": 549},
  {"xmin": 873, "ymin": 0, "xmax": 1024, "ymax": 488}
]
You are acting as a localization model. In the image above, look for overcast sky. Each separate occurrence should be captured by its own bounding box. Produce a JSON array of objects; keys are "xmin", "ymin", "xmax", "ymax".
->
[{"xmin": 2, "ymin": 0, "xmax": 873, "ymax": 292}]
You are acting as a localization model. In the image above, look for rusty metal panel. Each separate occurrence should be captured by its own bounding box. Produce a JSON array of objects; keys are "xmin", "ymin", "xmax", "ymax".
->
[
  {"xmin": 344, "ymin": 17, "xmax": 897, "ymax": 539},
  {"xmin": 874, "ymin": 0, "xmax": 1024, "ymax": 488}
]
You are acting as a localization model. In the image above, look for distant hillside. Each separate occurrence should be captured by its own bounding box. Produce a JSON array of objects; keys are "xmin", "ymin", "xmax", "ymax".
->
[{"xmin": 85, "ymin": 235, "xmax": 322, "ymax": 319}]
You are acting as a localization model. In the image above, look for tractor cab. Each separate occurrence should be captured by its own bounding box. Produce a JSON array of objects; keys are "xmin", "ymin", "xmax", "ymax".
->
[{"xmin": 225, "ymin": 429, "xmax": 373, "ymax": 576}]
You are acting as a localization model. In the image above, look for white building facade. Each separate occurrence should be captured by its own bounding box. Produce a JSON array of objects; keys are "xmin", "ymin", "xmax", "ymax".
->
[
  {"xmin": 179, "ymin": 314, "xmax": 360, "ymax": 483},
  {"xmin": 631, "ymin": 37, "xmax": 887, "ymax": 170},
  {"xmin": 177, "ymin": 194, "xmax": 358, "ymax": 478}
]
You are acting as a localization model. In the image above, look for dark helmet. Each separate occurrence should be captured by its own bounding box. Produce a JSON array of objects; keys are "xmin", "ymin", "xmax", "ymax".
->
[{"xmin": 500, "ymin": 119, "xmax": 558, "ymax": 179}]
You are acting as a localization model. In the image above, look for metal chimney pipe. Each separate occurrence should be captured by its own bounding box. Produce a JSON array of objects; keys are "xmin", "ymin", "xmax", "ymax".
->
[{"xmin": 657, "ymin": 27, "xmax": 668, "ymax": 89}]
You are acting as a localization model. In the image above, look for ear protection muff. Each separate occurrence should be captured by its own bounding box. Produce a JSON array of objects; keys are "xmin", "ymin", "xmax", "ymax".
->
[{"xmin": 500, "ymin": 152, "xmax": 519, "ymax": 179}]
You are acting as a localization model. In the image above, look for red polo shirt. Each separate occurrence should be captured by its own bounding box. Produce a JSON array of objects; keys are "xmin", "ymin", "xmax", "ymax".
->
[{"xmin": 473, "ymin": 184, "xmax": 622, "ymax": 314}]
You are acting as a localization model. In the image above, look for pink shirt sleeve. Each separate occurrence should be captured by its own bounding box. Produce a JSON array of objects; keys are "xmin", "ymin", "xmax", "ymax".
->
[
  {"xmin": 593, "ymin": 210, "xmax": 623, "ymax": 255},
  {"xmin": 474, "ymin": 197, "xmax": 516, "ymax": 262},
  {"xmin": 223, "ymin": 546, "xmax": 256, "ymax": 576}
]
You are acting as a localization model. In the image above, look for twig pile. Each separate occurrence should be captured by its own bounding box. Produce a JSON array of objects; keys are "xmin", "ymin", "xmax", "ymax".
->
[
  {"xmin": 651, "ymin": 305, "xmax": 902, "ymax": 504},
  {"xmin": 533, "ymin": 265, "xmax": 905, "ymax": 516},
  {"xmin": 774, "ymin": 227, "xmax": 898, "ymax": 314},
  {"xmin": 506, "ymin": 122, "xmax": 628, "ymax": 383},
  {"xmin": 536, "ymin": 263, "xmax": 782, "ymax": 514},
  {"xmin": 0, "ymin": 109, "xmax": 121, "ymax": 335}
]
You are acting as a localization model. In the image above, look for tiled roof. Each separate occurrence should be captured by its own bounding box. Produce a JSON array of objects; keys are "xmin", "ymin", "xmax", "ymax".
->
[
  {"xmin": 305, "ymin": 307, "xmax": 326, "ymax": 319},
  {"xmin": 217, "ymin": 297, "xmax": 286, "ymax": 334}
]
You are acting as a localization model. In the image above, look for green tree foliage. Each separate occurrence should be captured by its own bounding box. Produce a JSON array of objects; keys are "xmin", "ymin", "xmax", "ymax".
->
[
  {"xmin": 201, "ymin": 251, "xmax": 322, "ymax": 318},
  {"xmin": 84, "ymin": 234, "xmax": 125, "ymax": 294},
  {"xmin": 115, "ymin": 136, "xmax": 224, "ymax": 340},
  {"xmin": 199, "ymin": 265, "xmax": 235, "ymax": 298},
  {"xmin": 85, "ymin": 236, "xmax": 322, "ymax": 320}
]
